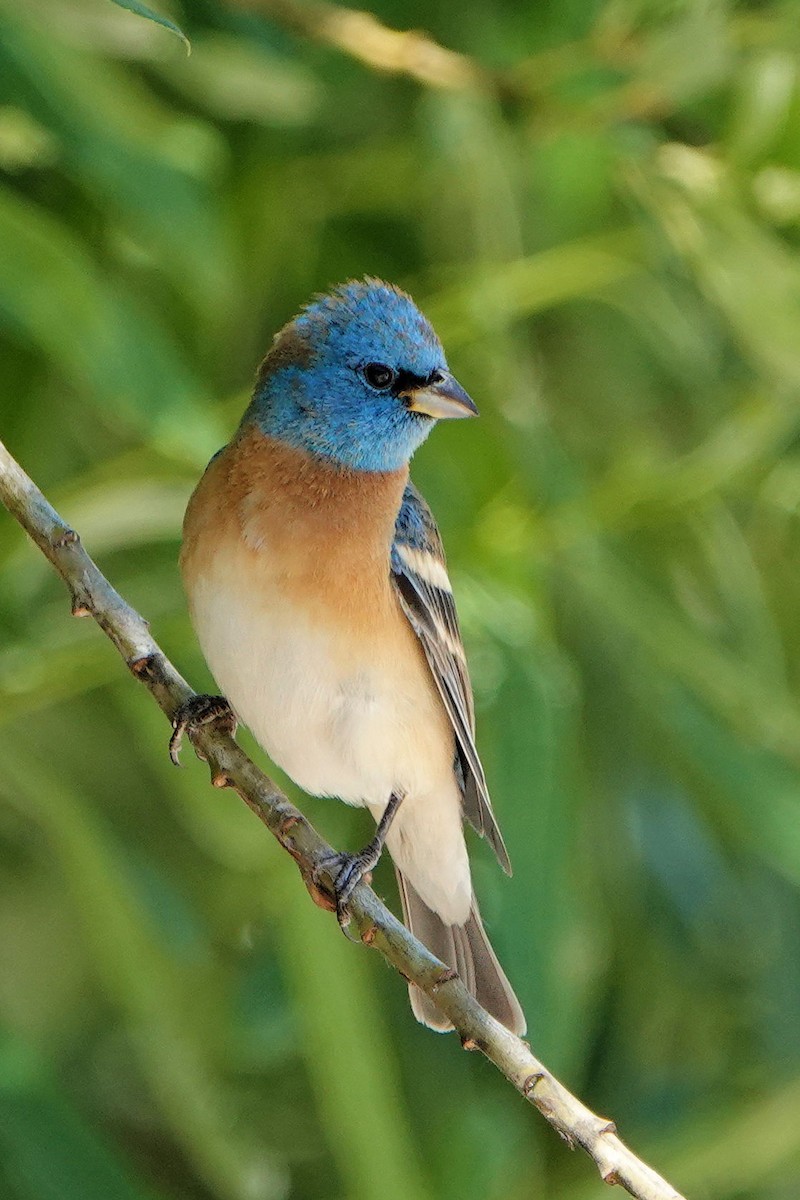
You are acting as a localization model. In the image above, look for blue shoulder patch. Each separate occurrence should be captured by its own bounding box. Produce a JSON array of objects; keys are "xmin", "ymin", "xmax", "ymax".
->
[{"xmin": 393, "ymin": 482, "xmax": 444, "ymax": 556}]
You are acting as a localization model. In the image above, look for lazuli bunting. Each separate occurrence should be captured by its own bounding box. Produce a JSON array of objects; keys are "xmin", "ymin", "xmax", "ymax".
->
[{"xmin": 177, "ymin": 279, "xmax": 525, "ymax": 1034}]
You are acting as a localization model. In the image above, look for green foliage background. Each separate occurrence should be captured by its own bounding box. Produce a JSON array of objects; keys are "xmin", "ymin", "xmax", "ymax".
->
[{"xmin": 1, "ymin": 0, "xmax": 800, "ymax": 1196}]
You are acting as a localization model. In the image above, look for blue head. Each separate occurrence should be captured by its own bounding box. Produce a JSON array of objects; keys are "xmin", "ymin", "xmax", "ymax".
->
[{"xmin": 244, "ymin": 279, "xmax": 477, "ymax": 472}]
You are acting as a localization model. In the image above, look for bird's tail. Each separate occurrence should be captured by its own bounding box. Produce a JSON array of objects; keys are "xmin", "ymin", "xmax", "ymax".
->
[{"xmin": 395, "ymin": 869, "xmax": 526, "ymax": 1035}]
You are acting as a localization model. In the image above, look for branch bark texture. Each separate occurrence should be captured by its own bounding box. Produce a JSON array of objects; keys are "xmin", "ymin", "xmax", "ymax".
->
[{"xmin": 0, "ymin": 437, "xmax": 687, "ymax": 1200}]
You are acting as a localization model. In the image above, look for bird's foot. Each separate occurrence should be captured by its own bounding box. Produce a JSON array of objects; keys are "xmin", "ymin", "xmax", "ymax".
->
[
  {"xmin": 315, "ymin": 792, "xmax": 404, "ymax": 926},
  {"xmin": 169, "ymin": 694, "xmax": 237, "ymax": 765},
  {"xmin": 315, "ymin": 840, "xmax": 384, "ymax": 927}
]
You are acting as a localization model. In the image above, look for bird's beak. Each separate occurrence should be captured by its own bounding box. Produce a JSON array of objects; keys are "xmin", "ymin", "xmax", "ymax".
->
[{"xmin": 403, "ymin": 372, "xmax": 479, "ymax": 420}]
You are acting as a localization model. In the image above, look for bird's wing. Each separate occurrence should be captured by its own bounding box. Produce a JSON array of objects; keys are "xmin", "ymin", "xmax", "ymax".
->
[{"xmin": 390, "ymin": 482, "xmax": 511, "ymax": 874}]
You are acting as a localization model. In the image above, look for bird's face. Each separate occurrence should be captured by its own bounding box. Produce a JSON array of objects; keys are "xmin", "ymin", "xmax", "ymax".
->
[{"xmin": 248, "ymin": 279, "xmax": 477, "ymax": 472}]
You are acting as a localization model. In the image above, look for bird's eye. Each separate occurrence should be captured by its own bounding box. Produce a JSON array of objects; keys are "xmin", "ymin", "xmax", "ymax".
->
[{"xmin": 363, "ymin": 362, "xmax": 396, "ymax": 390}]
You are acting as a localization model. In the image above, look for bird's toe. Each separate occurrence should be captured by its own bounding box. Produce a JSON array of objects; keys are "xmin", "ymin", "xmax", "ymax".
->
[{"xmin": 169, "ymin": 694, "xmax": 237, "ymax": 765}]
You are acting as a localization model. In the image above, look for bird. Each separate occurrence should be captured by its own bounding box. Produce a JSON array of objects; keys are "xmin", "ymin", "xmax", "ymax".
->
[{"xmin": 175, "ymin": 278, "xmax": 525, "ymax": 1035}]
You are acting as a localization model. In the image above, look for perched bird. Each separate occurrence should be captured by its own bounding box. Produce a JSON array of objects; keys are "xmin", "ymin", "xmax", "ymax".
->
[{"xmin": 177, "ymin": 279, "xmax": 525, "ymax": 1034}]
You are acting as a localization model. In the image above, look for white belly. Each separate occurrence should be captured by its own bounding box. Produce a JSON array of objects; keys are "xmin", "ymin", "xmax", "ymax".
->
[
  {"xmin": 188, "ymin": 562, "xmax": 471, "ymax": 922},
  {"xmin": 191, "ymin": 571, "xmax": 422, "ymax": 802}
]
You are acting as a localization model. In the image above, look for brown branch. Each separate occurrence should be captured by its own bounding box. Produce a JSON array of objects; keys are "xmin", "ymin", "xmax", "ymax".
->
[
  {"xmin": 0, "ymin": 436, "xmax": 687, "ymax": 1200},
  {"xmin": 231, "ymin": 0, "xmax": 488, "ymax": 91}
]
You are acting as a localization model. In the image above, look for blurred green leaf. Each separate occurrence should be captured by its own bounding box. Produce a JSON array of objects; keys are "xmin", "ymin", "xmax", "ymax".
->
[
  {"xmin": 108, "ymin": 0, "xmax": 190, "ymax": 54},
  {"xmin": 0, "ymin": 185, "xmax": 220, "ymax": 462},
  {"xmin": 0, "ymin": 1032, "xmax": 161, "ymax": 1200},
  {"xmin": 0, "ymin": 7, "xmax": 227, "ymax": 308},
  {"xmin": 0, "ymin": 750, "xmax": 286, "ymax": 1200},
  {"xmin": 266, "ymin": 867, "xmax": 433, "ymax": 1200}
]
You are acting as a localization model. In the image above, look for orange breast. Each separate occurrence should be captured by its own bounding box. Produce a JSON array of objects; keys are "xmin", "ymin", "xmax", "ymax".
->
[{"xmin": 181, "ymin": 424, "xmax": 411, "ymax": 637}]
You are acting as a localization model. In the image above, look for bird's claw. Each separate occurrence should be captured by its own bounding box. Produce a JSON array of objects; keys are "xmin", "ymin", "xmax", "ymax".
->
[
  {"xmin": 169, "ymin": 694, "xmax": 237, "ymax": 765},
  {"xmin": 314, "ymin": 794, "xmax": 402, "ymax": 926},
  {"xmin": 314, "ymin": 845, "xmax": 380, "ymax": 927}
]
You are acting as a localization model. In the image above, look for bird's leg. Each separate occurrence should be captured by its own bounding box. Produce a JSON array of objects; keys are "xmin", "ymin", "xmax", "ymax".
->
[
  {"xmin": 317, "ymin": 792, "xmax": 404, "ymax": 926},
  {"xmin": 169, "ymin": 694, "xmax": 237, "ymax": 764}
]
